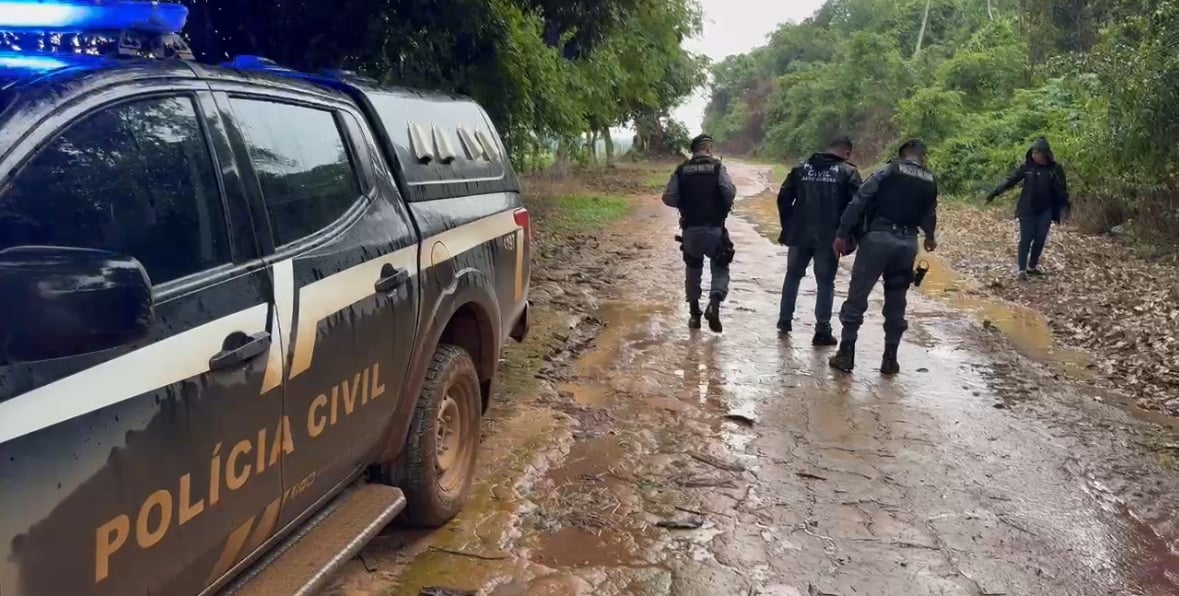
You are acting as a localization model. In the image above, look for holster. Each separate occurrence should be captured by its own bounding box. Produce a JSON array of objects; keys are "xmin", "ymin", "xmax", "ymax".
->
[{"xmin": 716, "ymin": 227, "xmax": 736, "ymax": 266}]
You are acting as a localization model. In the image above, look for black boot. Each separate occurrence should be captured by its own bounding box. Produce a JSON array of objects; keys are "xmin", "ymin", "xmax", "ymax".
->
[
  {"xmin": 688, "ymin": 301, "xmax": 702, "ymax": 330},
  {"xmin": 881, "ymin": 344, "xmax": 900, "ymax": 375},
  {"xmin": 705, "ymin": 298, "xmax": 723, "ymax": 333},
  {"xmin": 829, "ymin": 341, "xmax": 855, "ymax": 372},
  {"xmin": 812, "ymin": 328, "xmax": 838, "ymax": 346},
  {"xmin": 778, "ymin": 321, "xmax": 792, "ymax": 335}
]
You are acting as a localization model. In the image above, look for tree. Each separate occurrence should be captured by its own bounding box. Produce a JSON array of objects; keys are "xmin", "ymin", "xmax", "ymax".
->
[
  {"xmin": 915, "ymin": 0, "xmax": 933, "ymax": 55},
  {"xmin": 701, "ymin": 0, "xmax": 1179, "ymax": 244},
  {"xmin": 180, "ymin": 0, "xmax": 707, "ymax": 169}
]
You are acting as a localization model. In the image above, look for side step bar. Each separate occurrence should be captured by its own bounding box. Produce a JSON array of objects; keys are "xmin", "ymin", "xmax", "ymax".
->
[{"xmin": 222, "ymin": 484, "xmax": 405, "ymax": 596}]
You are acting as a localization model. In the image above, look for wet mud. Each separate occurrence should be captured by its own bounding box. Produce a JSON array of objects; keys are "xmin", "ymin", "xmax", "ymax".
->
[{"xmin": 329, "ymin": 164, "xmax": 1179, "ymax": 596}]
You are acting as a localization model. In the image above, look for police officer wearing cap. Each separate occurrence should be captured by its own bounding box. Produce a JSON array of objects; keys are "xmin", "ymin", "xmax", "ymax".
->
[
  {"xmin": 829, "ymin": 139, "xmax": 939, "ymax": 374},
  {"xmin": 662, "ymin": 134, "xmax": 737, "ymax": 332}
]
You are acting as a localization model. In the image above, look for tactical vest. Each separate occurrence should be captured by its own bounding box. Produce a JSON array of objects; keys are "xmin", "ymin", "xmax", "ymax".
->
[
  {"xmin": 869, "ymin": 160, "xmax": 937, "ymax": 228},
  {"xmin": 676, "ymin": 156, "xmax": 726, "ymax": 227}
]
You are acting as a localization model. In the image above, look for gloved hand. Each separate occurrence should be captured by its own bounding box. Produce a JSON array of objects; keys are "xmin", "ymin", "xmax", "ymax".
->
[{"xmin": 924, "ymin": 237, "xmax": 938, "ymax": 252}]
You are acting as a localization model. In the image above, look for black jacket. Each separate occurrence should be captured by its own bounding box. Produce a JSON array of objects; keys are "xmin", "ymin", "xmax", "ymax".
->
[
  {"xmin": 777, "ymin": 152, "xmax": 862, "ymax": 247},
  {"xmin": 987, "ymin": 137, "xmax": 1071, "ymax": 222}
]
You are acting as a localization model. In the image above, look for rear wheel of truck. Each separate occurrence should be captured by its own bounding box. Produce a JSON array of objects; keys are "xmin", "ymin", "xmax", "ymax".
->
[{"xmin": 399, "ymin": 343, "xmax": 481, "ymax": 527}]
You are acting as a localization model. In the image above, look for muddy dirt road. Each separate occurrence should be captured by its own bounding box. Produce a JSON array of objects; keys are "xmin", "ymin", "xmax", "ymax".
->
[{"xmin": 330, "ymin": 163, "xmax": 1179, "ymax": 596}]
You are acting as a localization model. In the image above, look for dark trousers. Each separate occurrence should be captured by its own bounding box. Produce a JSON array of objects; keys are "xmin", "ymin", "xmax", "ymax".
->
[
  {"xmin": 681, "ymin": 226, "xmax": 730, "ymax": 303},
  {"xmin": 779, "ymin": 244, "xmax": 838, "ymax": 333},
  {"xmin": 838, "ymin": 230, "xmax": 919, "ymax": 346},
  {"xmin": 1018, "ymin": 210, "xmax": 1053, "ymax": 271}
]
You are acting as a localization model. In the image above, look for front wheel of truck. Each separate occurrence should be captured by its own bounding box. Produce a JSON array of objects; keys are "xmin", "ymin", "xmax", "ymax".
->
[{"xmin": 398, "ymin": 343, "xmax": 482, "ymax": 527}]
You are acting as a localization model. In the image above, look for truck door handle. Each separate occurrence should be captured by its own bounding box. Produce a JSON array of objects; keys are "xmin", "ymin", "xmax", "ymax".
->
[
  {"xmin": 209, "ymin": 331, "xmax": 271, "ymax": 371},
  {"xmin": 374, "ymin": 264, "xmax": 409, "ymax": 293}
]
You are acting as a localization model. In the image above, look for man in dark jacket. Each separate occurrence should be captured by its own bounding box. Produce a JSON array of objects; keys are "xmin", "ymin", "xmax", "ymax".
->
[
  {"xmin": 830, "ymin": 139, "xmax": 938, "ymax": 375},
  {"xmin": 985, "ymin": 137, "xmax": 1071, "ymax": 279},
  {"xmin": 662, "ymin": 134, "xmax": 738, "ymax": 333},
  {"xmin": 776, "ymin": 135, "xmax": 862, "ymax": 345}
]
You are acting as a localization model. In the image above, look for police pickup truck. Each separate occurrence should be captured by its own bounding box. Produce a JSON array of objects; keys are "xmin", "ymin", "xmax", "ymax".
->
[{"xmin": 0, "ymin": 3, "xmax": 530, "ymax": 595}]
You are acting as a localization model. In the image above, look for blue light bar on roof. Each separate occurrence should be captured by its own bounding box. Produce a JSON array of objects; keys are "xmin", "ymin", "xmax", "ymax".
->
[
  {"xmin": 0, "ymin": 0, "xmax": 188, "ymax": 33},
  {"xmin": 0, "ymin": 52, "xmax": 69, "ymax": 70}
]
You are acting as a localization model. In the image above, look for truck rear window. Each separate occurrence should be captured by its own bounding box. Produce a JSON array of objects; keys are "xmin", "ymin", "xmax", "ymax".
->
[
  {"xmin": 365, "ymin": 92, "xmax": 515, "ymax": 201},
  {"xmin": 231, "ymin": 98, "xmax": 362, "ymax": 246}
]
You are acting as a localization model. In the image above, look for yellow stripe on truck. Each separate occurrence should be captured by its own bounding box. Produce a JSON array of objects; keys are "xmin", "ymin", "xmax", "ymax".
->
[{"xmin": 292, "ymin": 211, "xmax": 519, "ymax": 381}]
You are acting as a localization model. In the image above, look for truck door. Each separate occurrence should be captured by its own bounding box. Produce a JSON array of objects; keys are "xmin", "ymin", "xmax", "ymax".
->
[
  {"xmin": 0, "ymin": 89, "xmax": 284, "ymax": 595},
  {"xmin": 214, "ymin": 87, "xmax": 420, "ymax": 528}
]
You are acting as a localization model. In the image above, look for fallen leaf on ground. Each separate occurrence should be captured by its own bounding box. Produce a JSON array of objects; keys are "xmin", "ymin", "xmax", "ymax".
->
[
  {"xmin": 723, "ymin": 413, "xmax": 757, "ymax": 426},
  {"xmin": 655, "ymin": 517, "xmax": 704, "ymax": 530},
  {"xmin": 940, "ymin": 205, "xmax": 1179, "ymax": 412}
]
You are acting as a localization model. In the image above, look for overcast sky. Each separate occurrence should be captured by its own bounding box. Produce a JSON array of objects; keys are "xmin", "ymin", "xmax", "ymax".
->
[{"xmin": 673, "ymin": 0, "xmax": 828, "ymax": 131}]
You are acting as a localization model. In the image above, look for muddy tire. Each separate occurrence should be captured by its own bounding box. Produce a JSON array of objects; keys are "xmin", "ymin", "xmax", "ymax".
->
[{"xmin": 399, "ymin": 343, "xmax": 482, "ymax": 528}]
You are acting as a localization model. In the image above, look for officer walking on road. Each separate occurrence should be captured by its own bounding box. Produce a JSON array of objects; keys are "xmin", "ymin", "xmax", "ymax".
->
[
  {"xmin": 984, "ymin": 137, "xmax": 1071, "ymax": 280},
  {"xmin": 777, "ymin": 135, "xmax": 863, "ymax": 345},
  {"xmin": 830, "ymin": 139, "xmax": 939, "ymax": 375},
  {"xmin": 662, "ymin": 134, "xmax": 737, "ymax": 333}
]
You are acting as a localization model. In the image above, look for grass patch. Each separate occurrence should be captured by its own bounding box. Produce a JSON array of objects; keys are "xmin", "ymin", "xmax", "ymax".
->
[
  {"xmin": 496, "ymin": 307, "xmax": 565, "ymax": 395},
  {"xmin": 770, "ymin": 162, "xmax": 789, "ymax": 183},
  {"xmin": 642, "ymin": 170, "xmax": 671, "ymax": 190},
  {"xmin": 538, "ymin": 194, "xmax": 632, "ymax": 234}
]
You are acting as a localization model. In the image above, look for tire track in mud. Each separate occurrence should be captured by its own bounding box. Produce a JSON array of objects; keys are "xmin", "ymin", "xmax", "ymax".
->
[{"xmin": 324, "ymin": 189, "xmax": 662, "ymax": 596}]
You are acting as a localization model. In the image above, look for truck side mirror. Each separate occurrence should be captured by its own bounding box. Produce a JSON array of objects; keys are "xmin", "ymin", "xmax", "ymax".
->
[{"xmin": 0, "ymin": 246, "xmax": 154, "ymax": 362}]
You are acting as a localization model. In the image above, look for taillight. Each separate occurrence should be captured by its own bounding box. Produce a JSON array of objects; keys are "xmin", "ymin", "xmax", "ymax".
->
[{"xmin": 513, "ymin": 208, "xmax": 530, "ymax": 244}]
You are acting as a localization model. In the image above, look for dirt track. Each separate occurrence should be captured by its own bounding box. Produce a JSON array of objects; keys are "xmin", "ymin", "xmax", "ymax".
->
[{"xmin": 328, "ymin": 163, "xmax": 1179, "ymax": 596}]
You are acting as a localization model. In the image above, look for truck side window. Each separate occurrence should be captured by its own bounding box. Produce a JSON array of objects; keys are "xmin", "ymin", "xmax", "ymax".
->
[
  {"xmin": 0, "ymin": 96, "xmax": 229, "ymax": 285},
  {"xmin": 230, "ymin": 99, "xmax": 361, "ymax": 246}
]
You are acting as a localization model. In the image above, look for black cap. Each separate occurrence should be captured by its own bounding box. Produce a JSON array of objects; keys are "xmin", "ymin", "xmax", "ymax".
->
[
  {"xmin": 690, "ymin": 134, "xmax": 714, "ymax": 152},
  {"xmin": 898, "ymin": 138, "xmax": 927, "ymax": 157}
]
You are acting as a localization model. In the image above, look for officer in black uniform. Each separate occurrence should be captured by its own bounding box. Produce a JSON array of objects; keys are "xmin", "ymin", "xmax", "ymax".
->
[
  {"xmin": 777, "ymin": 135, "xmax": 862, "ymax": 345},
  {"xmin": 662, "ymin": 134, "xmax": 737, "ymax": 332},
  {"xmin": 829, "ymin": 139, "xmax": 938, "ymax": 374}
]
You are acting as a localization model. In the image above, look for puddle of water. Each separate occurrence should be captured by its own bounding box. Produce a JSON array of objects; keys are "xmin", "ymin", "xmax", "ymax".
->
[
  {"xmin": 531, "ymin": 526, "xmax": 650, "ymax": 568},
  {"xmin": 916, "ymin": 254, "xmax": 1093, "ymax": 372},
  {"xmin": 545, "ymin": 435, "xmax": 626, "ymax": 485},
  {"xmin": 560, "ymin": 383, "xmax": 612, "ymax": 407},
  {"xmin": 1121, "ymin": 505, "xmax": 1179, "ymax": 593},
  {"xmin": 1080, "ymin": 474, "xmax": 1179, "ymax": 594},
  {"xmin": 575, "ymin": 301, "xmax": 666, "ymax": 374},
  {"xmin": 735, "ymin": 189, "xmax": 782, "ymax": 243}
]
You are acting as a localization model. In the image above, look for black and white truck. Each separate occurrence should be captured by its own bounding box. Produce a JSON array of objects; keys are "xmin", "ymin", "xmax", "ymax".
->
[{"xmin": 0, "ymin": 3, "xmax": 531, "ymax": 594}]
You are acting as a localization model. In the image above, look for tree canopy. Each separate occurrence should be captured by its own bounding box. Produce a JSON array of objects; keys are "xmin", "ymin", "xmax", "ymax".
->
[
  {"xmin": 703, "ymin": 0, "xmax": 1179, "ymax": 243},
  {"xmin": 180, "ymin": 0, "xmax": 707, "ymax": 166}
]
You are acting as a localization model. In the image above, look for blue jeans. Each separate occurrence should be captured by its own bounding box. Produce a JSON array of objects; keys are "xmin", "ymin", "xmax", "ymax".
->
[
  {"xmin": 779, "ymin": 244, "xmax": 838, "ymax": 333},
  {"xmin": 1018, "ymin": 211, "xmax": 1053, "ymax": 271}
]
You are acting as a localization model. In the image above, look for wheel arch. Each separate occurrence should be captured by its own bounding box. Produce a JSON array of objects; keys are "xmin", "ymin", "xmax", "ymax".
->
[
  {"xmin": 436, "ymin": 300, "xmax": 498, "ymax": 411},
  {"xmin": 375, "ymin": 272, "xmax": 502, "ymax": 469}
]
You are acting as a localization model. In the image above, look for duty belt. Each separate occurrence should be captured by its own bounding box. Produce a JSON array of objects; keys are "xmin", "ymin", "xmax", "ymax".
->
[{"xmin": 869, "ymin": 221, "xmax": 919, "ymax": 235}]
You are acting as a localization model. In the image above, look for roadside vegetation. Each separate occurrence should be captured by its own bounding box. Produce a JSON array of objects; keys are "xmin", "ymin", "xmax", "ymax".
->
[
  {"xmin": 539, "ymin": 195, "xmax": 633, "ymax": 233},
  {"xmin": 181, "ymin": 0, "xmax": 707, "ymax": 167},
  {"xmin": 703, "ymin": 0, "xmax": 1179, "ymax": 248}
]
